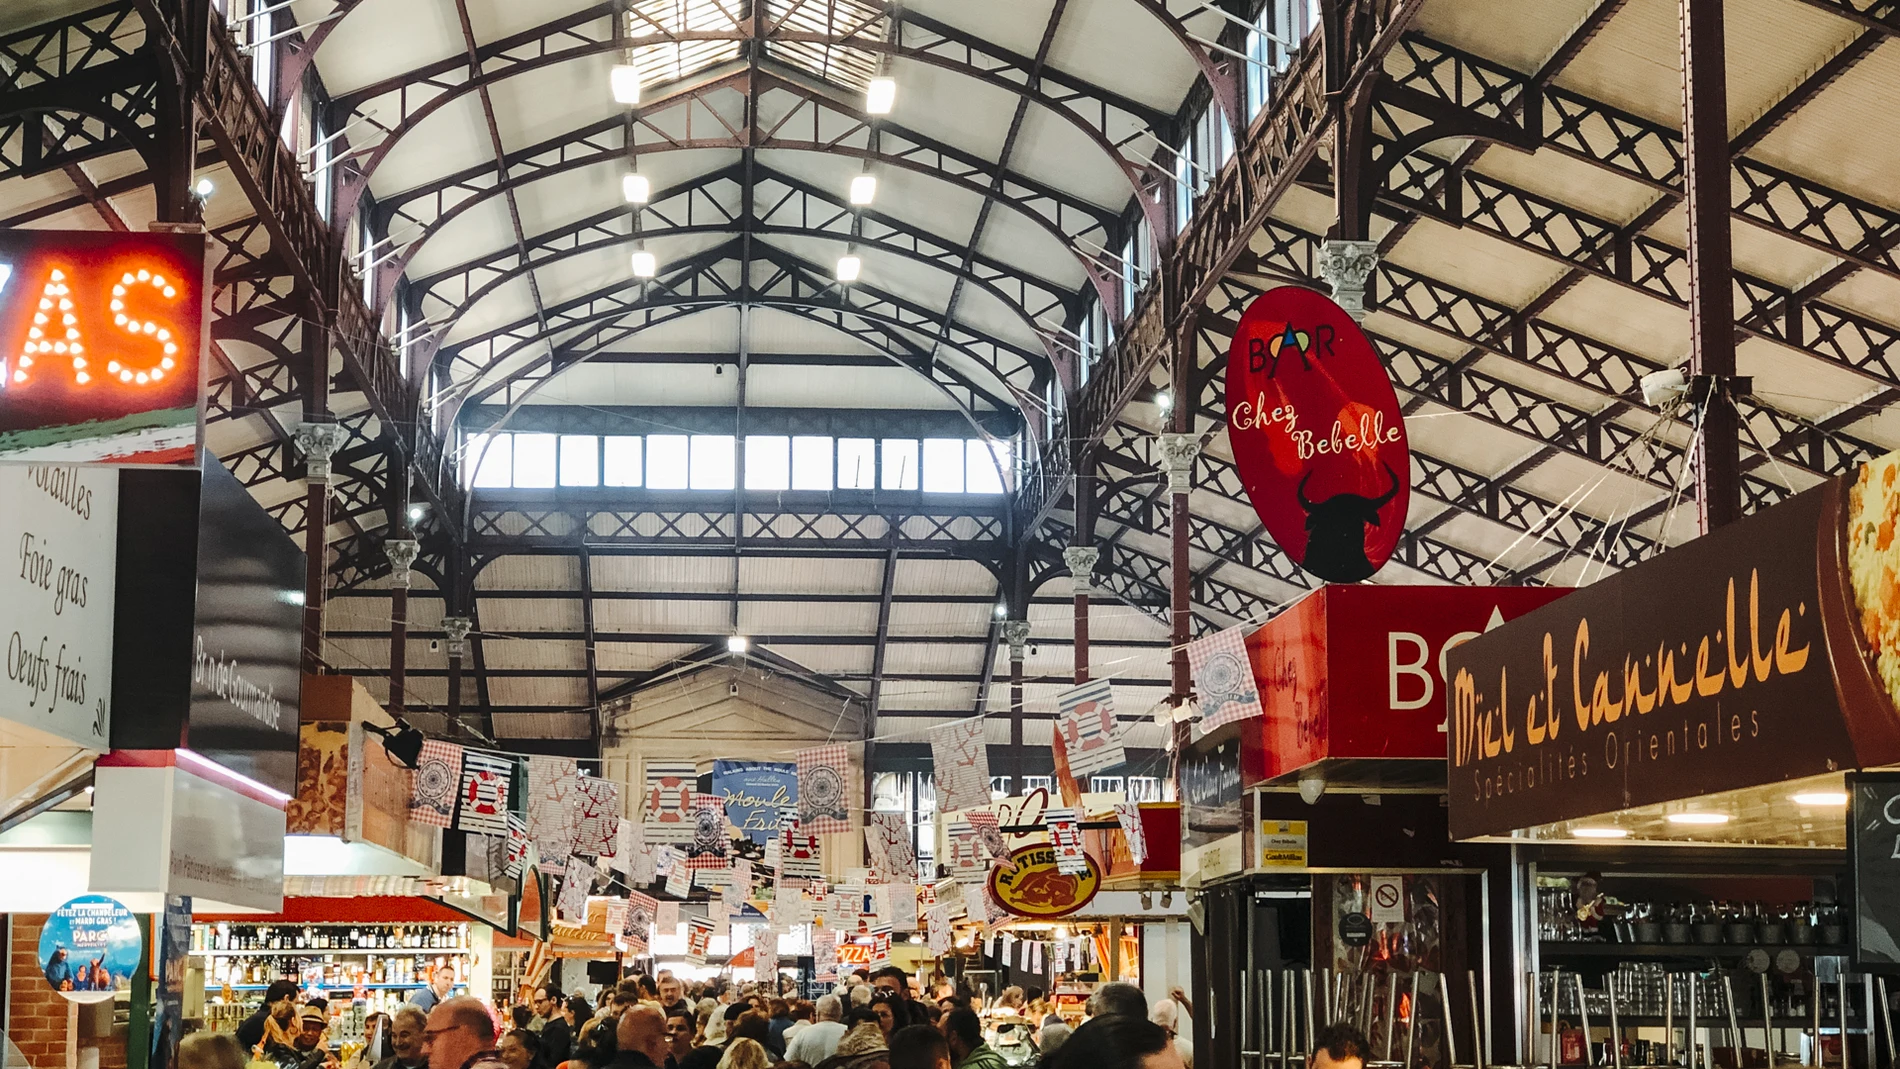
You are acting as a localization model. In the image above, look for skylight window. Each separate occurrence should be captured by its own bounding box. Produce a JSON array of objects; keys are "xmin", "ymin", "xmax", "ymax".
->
[
  {"xmin": 512, "ymin": 433, "xmax": 557, "ymax": 488},
  {"xmin": 838, "ymin": 438, "xmax": 877, "ymax": 490},
  {"xmin": 792, "ymin": 436, "xmax": 833, "ymax": 491},
  {"xmin": 647, "ymin": 434, "xmax": 689, "ymax": 488},
  {"xmin": 604, "ymin": 436, "xmax": 644, "ymax": 487},
  {"xmin": 745, "ymin": 435, "xmax": 791, "ymax": 490},
  {"xmin": 559, "ymin": 435, "xmax": 599, "ymax": 487},
  {"xmin": 689, "ymin": 434, "xmax": 736, "ymax": 490}
]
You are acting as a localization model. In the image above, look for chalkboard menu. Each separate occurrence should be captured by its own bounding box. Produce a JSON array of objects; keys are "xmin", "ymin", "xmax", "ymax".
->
[{"xmin": 1849, "ymin": 772, "xmax": 1900, "ymax": 967}]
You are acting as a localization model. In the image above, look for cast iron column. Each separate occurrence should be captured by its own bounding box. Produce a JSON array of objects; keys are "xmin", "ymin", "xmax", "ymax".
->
[
  {"xmin": 292, "ymin": 320, "xmax": 338, "ymax": 674},
  {"xmin": 1681, "ymin": 0, "xmax": 1741, "ymax": 530},
  {"xmin": 1002, "ymin": 619, "xmax": 1031, "ymax": 793},
  {"xmin": 443, "ymin": 616, "xmax": 473, "ymax": 720},
  {"xmin": 384, "ymin": 536, "xmax": 420, "ymax": 712},
  {"xmin": 1064, "ymin": 545, "xmax": 1099, "ymax": 684}
]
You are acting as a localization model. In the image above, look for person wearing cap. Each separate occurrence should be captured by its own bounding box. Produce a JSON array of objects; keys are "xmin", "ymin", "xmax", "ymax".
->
[{"xmin": 293, "ymin": 1005, "xmax": 342, "ymax": 1069}]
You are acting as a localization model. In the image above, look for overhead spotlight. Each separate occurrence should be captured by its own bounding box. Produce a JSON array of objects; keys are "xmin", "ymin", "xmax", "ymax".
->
[
  {"xmin": 835, "ymin": 254, "xmax": 862, "ymax": 283},
  {"xmin": 727, "ymin": 634, "xmax": 750, "ymax": 654},
  {"xmin": 994, "ymin": 603, "xmax": 1008, "ymax": 618},
  {"xmin": 622, "ymin": 173, "xmax": 651, "ymax": 204},
  {"xmin": 630, "ymin": 249, "xmax": 657, "ymax": 278},
  {"xmin": 865, "ymin": 77, "xmax": 896, "ymax": 115},
  {"xmin": 1161, "ymin": 891, "xmax": 1174, "ymax": 908},
  {"xmin": 1138, "ymin": 891, "xmax": 1152, "ymax": 910},
  {"xmin": 193, "ymin": 177, "xmax": 215, "ymax": 199},
  {"xmin": 849, "ymin": 174, "xmax": 877, "ymax": 206},
  {"xmin": 407, "ymin": 504, "xmax": 427, "ymax": 523},
  {"xmin": 610, "ymin": 64, "xmax": 642, "ymax": 105},
  {"xmin": 1154, "ymin": 390, "xmax": 1172, "ymax": 411},
  {"xmin": 364, "ymin": 718, "xmax": 426, "ymax": 769}
]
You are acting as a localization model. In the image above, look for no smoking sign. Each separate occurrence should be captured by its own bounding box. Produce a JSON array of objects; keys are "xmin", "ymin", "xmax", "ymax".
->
[{"xmin": 1370, "ymin": 875, "xmax": 1405, "ymax": 923}]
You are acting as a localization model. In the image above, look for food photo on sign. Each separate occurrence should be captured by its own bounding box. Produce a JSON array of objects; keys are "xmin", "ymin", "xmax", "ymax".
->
[{"xmin": 1226, "ymin": 285, "xmax": 1409, "ymax": 582}]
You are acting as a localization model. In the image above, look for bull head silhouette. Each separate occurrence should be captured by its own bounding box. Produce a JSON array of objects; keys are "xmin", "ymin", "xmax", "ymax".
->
[{"xmin": 1296, "ymin": 462, "xmax": 1400, "ymax": 582}]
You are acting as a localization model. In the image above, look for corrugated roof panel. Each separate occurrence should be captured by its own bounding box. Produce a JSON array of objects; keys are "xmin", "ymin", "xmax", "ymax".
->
[
  {"xmin": 891, "ymin": 558, "xmax": 997, "ymax": 597},
  {"xmin": 885, "ymin": 600, "xmax": 993, "ymax": 639},
  {"xmin": 476, "ymin": 555, "xmax": 581, "ymax": 589},
  {"xmin": 739, "ymin": 599, "xmax": 881, "ymax": 635},
  {"xmin": 592, "ymin": 555, "xmax": 734, "ymax": 594},
  {"xmin": 757, "ymin": 643, "xmax": 873, "ymax": 678},
  {"xmin": 737, "ymin": 556, "xmax": 883, "ymax": 595},
  {"xmin": 477, "ymin": 638, "xmax": 588, "ymax": 670},
  {"xmin": 594, "ymin": 598, "xmax": 734, "ymax": 632},
  {"xmin": 879, "ymin": 641, "xmax": 984, "ymax": 676},
  {"xmin": 595, "ymin": 642, "xmax": 702, "ymax": 672},
  {"xmin": 881, "ymin": 681, "xmax": 978, "ymax": 712},
  {"xmin": 479, "ymin": 597, "xmax": 586, "ymax": 633},
  {"xmin": 491, "ymin": 710, "xmax": 594, "ymax": 737}
]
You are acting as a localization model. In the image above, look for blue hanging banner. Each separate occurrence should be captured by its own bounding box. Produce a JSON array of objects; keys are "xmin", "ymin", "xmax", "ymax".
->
[{"xmin": 712, "ymin": 760, "xmax": 798, "ymax": 845}]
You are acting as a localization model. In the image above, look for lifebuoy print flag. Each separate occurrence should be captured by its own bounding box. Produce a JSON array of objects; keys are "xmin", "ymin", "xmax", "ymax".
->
[
  {"xmin": 1054, "ymin": 679, "xmax": 1126, "ymax": 778},
  {"xmin": 642, "ymin": 761, "xmax": 697, "ymax": 844},
  {"xmin": 1188, "ymin": 624, "xmax": 1262, "ymax": 730},
  {"xmin": 409, "ymin": 740, "xmax": 463, "ymax": 828},
  {"xmin": 455, "ymin": 750, "xmax": 512, "ymax": 834},
  {"xmin": 796, "ymin": 745, "xmax": 853, "ymax": 834}
]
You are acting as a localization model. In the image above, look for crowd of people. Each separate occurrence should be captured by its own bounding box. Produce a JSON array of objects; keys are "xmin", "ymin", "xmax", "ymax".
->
[{"xmin": 172, "ymin": 962, "xmax": 1215, "ymax": 1069}]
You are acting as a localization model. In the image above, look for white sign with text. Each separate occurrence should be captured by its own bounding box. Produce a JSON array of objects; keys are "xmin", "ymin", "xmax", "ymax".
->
[{"xmin": 0, "ymin": 464, "xmax": 116, "ymax": 747}]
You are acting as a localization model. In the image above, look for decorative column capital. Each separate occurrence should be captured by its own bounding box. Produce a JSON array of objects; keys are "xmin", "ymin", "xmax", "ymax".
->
[
  {"xmin": 1062, "ymin": 545, "xmax": 1100, "ymax": 596},
  {"xmin": 384, "ymin": 539, "xmax": 421, "ymax": 587},
  {"xmin": 1318, "ymin": 239, "xmax": 1380, "ymax": 320},
  {"xmin": 1156, "ymin": 434, "xmax": 1201, "ymax": 494},
  {"xmin": 1000, "ymin": 619, "xmax": 1032, "ymax": 657},
  {"xmin": 442, "ymin": 616, "xmax": 473, "ymax": 658},
  {"xmin": 292, "ymin": 421, "xmax": 343, "ymax": 485}
]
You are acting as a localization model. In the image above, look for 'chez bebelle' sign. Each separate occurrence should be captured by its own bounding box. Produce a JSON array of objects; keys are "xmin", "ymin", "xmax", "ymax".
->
[{"xmin": 1226, "ymin": 286, "xmax": 1409, "ymax": 583}]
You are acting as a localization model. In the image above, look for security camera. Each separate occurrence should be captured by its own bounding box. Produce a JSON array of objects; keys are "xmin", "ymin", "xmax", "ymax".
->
[
  {"xmin": 728, "ymin": 682, "xmax": 740, "ymax": 697},
  {"xmin": 428, "ymin": 639, "xmax": 441, "ymax": 652},
  {"xmin": 1640, "ymin": 367, "xmax": 1688, "ymax": 408}
]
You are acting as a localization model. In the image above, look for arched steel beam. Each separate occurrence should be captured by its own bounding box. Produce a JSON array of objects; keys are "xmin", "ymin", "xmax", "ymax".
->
[
  {"xmin": 410, "ymin": 184, "xmax": 1068, "ymax": 372},
  {"xmin": 365, "ymin": 77, "xmax": 1117, "ymax": 308},
  {"xmin": 310, "ymin": 2, "xmax": 1169, "ymax": 236}
]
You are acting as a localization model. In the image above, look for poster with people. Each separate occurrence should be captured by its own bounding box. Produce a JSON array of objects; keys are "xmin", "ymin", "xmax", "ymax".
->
[{"xmin": 39, "ymin": 895, "xmax": 142, "ymax": 1003}]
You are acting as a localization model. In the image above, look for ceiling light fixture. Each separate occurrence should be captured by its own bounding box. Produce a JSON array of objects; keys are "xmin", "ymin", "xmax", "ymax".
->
[
  {"xmin": 610, "ymin": 64, "xmax": 642, "ymax": 105},
  {"xmin": 835, "ymin": 254, "xmax": 862, "ymax": 283},
  {"xmin": 407, "ymin": 504, "xmax": 426, "ymax": 523},
  {"xmin": 630, "ymin": 249, "xmax": 657, "ymax": 278},
  {"xmin": 727, "ymin": 635, "xmax": 750, "ymax": 654},
  {"xmin": 849, "ymin": 174, "xmax": 877, "ymax": 206},
  {"xmin": 995, "ymin": 603, "xmax": 1008, "ymax": 618},
  {"xmin": 1665, "ymin": 812, "xmax": 1730, "ymax": 825},
  {"xmin": 1155, "ymin": 390, "xmax": 1172, "ymax": 411},
  {"xmin": 865, "ymin": 77, "xmax": 896, "ymax": 115},
  {"xmin": 1572, "ymin": 827, "xmax": 1628, "ymax": 839},
  {"xmin": 622, "ymin": 173, "xmax": 650, "ymax": 204},
  {"xmin": 193, "ymin": 177, "xmax": 215, "ymax": 199},
  {"xmin": 1792, "ymin": 791, "xmax": 1849, "ymax": 806}
]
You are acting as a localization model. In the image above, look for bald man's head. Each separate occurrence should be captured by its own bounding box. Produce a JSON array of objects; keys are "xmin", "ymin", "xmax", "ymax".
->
[{"xmin": 618, "ymin": 1005, "xmax": 667, "ymax": 1065}]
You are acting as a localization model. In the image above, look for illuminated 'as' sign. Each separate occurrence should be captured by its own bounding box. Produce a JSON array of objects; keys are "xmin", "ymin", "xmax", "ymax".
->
[{"xmin": 0, "ymin": 230, "xmax": 206, "ymax": 466}]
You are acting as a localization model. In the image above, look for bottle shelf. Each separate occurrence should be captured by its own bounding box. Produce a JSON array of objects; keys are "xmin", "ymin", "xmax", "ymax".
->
[
  {"xmin": 1540, "ymin": 942, "xmax": 1849, "ymax": 958},
  {"xmin": 207, "ymin": 984, "xmax": 469, "ymax": 993},
  {"xmin": 193, "ymin": 950, "xmax": 474, "ymax": 957}
]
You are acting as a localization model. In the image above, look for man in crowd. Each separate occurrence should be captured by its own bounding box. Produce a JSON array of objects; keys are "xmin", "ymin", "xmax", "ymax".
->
[
  {"xmin": 784, "ymin": 994, "xmax": 846, "ymax": 1065},
  {"xmin": 871, "ymin": 967, "xmax": 928, "ymax": 1027},
  {"xmin": 889, "ymin": 1025, "xmax": 952, "ymax": 1069},
  {"xmin": 293, "ymin": 1005, "xmax": 341, "ymax": 1069},
  {"xmin": 942, "ymin": 1009, "xmax": 1005, "ymax": 1069},
  {"xmin": 655, "ymin": 975, "xmax": 689, "ymax": 1020},
  {"xmin": 237, "ymin": 980, "xmax": 302, "ymax": 1052},
  {"xmin": 373, "ymin": 1007, "xmax": 430, "ymax": 1069},
  {"xmin": 421, "ymin": 997, "xmax": 506, "ymax": 1069},
  {"xmin": 660, "ymin": 1010, "xmax": 695, "ymax": 1069},
  {"xmin": 610, "ymin": 1006, "xmax": 667, "ymax": 1069},
  {"xmin": 410, "ymin": 968, "xmax": 456, "ymax": 1013},
  {"xmin": 1083, "ymin": 982, "xmax": 1147, "ymax": 1022},
  {"xmin": 1311, "ymin": 1024, "xmax": 1369, "ymax": 1069},
  {"xmin": 533, "ymin": 988, "xmax": 570, "ymax": 1069}
]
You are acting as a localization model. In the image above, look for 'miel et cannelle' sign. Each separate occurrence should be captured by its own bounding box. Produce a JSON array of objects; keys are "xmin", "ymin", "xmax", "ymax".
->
[
  {"xmin": 1447, "ymin": 454, "xmax": 1900, "ymax": 839},
  {"xmin": 1226, "ymin": 285, "xmax": 1409, "ymax": 583}
]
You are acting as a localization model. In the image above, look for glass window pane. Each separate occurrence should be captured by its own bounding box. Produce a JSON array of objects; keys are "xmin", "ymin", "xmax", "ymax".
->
[
  {"xmin": 791, "ymin": 436, "xmax": 833, "ymax": 491},
  {"xmin": 745, "ymin": 435, "xmax": 791, "ymax": 490},
  {"xmin": 837, "ymin": 438, "xmax": 877, "ymax": 490},
  {"xmin": 647, "ymin": 434, "xmax": 689, "ymax": 489},
  {"xmin": 469, "ymin": 433, "xmax": 511, "ymax": 488},
  {"xmin": 690, "ymin": 434, "xmax": 736, "ymax": 490},
  {"xmin": 559, "ymin": 435, "xmax": 599, "ymax": 487},
  {"xmin": 922, "ymin": 438, "xmax": 964, "ymax": 493},
  {"xmin": 603, "ymin": 436, "xmax": 643, "ymax": 487},
  {"xmin": 511, "ymin": 433, "xmax": 557, "ymax": 488},
  {"xmin": 966, "ymin": 439, "xmax": 1008, "ymax": 494},
  {"xmin": 882, "ymin": 439, "xmax": 919, "ymax": 490}
]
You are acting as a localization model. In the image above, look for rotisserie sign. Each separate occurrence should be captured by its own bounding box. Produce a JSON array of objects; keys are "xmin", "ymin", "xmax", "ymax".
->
[
  {"xmin": 1445, "ymin": 483, "xmax": 1879, "ymax": 839},
  {"xmin": 1226, "ymin": 285, "xmax": 1409, "ymax": 583}
]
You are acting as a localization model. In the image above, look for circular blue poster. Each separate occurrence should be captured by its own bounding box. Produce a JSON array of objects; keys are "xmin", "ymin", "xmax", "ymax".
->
[{"xmin": 39, "ymin": 895, "xmax": 142, "ymax": 1003}]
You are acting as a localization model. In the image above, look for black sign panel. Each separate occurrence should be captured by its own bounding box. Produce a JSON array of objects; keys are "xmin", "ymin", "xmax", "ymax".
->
[
  {"xmin": 1850, "ymin": 773, "xmax": 1900, "ymax": 968},
  {"xmin": 111, "ymin": 460, "xmax": 301, "ymax": 791},
  {"xmin": 1180, "ymin": 734, "xmax": 1243, "ymax": 848}
]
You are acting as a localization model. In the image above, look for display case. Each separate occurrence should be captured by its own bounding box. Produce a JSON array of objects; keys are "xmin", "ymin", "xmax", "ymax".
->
[{"xmin": 193, "ymin": 922, "xmax": 475, "ymax": 1023}]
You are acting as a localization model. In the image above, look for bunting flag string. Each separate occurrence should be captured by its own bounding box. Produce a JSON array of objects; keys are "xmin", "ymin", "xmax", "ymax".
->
[
  {"xmin": 503, "ymin": 813, "xmax": 530, "ymax": 879},
  {"xmin": 795, "ymin": 745, "xmax": 853, "ymax": 834},
  {"xmin": 685, "ymin": 916, "xmax": 714, "ymax": 966},
  {"xmin": 1045, "ymin": 807, "xmax": 1087, "ymax": 875},
  {"xmin": 864, "ymin": 812, "xmax": 915, "ymax": 883},
  {"xmin": 929, "ymin": 718, "xmax": 991, "ymax": 813},
  {"xmin": 454, "ymin": 749, "xmax": 511, "ymax": 833},
  {"xmin": 642, "ymin": 761, "xmax": 697, "ymax": 844},
  {"xmin": 1054, "ymin": 678, "xmax": 1126, "ymax": 778},
  {"xmin": 527, "ymin": 757, "xmax": 581, "ymax": 869},
  {"xmin": 572, "ymin": 776, "xmax": 621, "ymax": 856}
]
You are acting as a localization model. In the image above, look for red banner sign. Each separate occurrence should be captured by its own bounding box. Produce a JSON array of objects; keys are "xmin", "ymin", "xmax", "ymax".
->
[{"xmin": 1226, "ymin": 286, "xmax": 1408, "ymax": 582}]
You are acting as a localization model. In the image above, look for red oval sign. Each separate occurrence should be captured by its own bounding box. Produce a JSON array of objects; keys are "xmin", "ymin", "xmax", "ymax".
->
[{"xmin": 1226, "ymin": 286, "xmax": 1409, "ymax": 582}]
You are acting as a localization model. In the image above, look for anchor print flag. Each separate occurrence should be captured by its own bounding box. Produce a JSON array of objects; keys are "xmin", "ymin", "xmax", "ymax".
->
[
  {"xmin": 1054, "ymin": 679, "xmax": 1126, "ymax": 778},
  {"xmin": 527, "ymin": 756, "xmax": 581, "ymax": 868},
  {"xmin": 642, "ymin": 761, "xmax": 697, "ymax": 844},
  {"xmin": 504, "ymin": 813, "xmax": 531, "ymax": 878},
  {"xmin": 929, "ymin": 718, "xmax": 991, "ymax": 813},
  {"xmin": 796, "ymin": 745, "xmax": 853, "ymax": 834},
  {"xmin": 455, "ymin": 750, "xmax": 512, "ymax": 834},
  {"xmin": 1114, "ymin": 802, "xmax": 1149, "ymax": 865},
  {"xmin": 572, "ymin": 775, "xmax": 620, "ymax": 857},
  {"xmin": 409, "ymin": 740, "xmax": 463, "ymax": 828},
  {"xmin": 864, "ymin": 812, "xmax": 915, "ymax": 883},
  {"xmin": 1188, "ymin": 624, "xmax": 1262, "ymax": 730}
]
